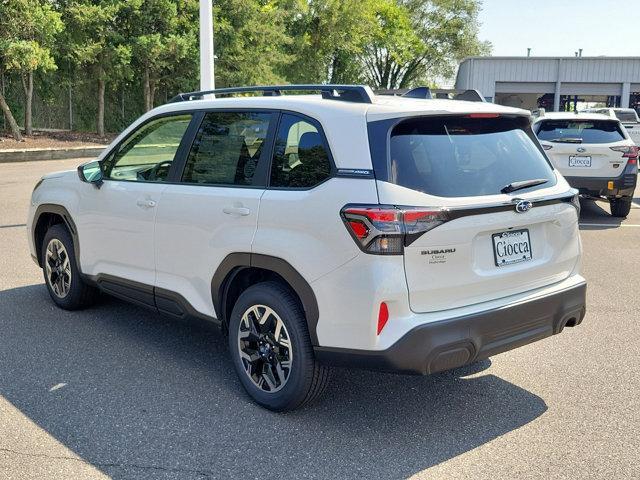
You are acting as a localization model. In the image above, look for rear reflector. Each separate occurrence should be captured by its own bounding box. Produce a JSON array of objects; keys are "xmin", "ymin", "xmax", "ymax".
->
[{"xmin": 377, "ymin": 302, "xmax": 389, "ymax": 335}]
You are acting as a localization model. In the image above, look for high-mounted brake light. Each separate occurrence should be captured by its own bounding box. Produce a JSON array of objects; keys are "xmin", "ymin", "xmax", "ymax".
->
[
  {"xmin": 340, "ymin": 205, "xmax": 449, "ymax": 255},
  {"xmin": 465, "ymin": 113, "xmax": 500, "ymax": 119}
]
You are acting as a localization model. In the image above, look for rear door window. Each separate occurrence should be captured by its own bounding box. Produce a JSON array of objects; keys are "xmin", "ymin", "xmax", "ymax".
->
[
  {"xmin": 387, "ymin": 116, "xmax": 556, "ymax": 198},
  {"xmin": 182, "ymin": 111, "xmax": 271, "ymax": 186},
  {"xmin": 535, "ymin": 119, "xmax": 625, "ymax": 144}
]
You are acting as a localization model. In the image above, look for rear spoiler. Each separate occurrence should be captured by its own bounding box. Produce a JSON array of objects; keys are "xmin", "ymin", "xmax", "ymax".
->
[{"xmin": 375, "ymin": 87, "xmax": 487, "ymax": 103}]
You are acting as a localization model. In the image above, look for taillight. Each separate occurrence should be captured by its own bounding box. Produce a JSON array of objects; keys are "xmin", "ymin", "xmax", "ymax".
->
[
  {"xmin": 341, "ymin": 205, "xmax": 449, "ymax": 255},
  {"xmin": 610, "ymin": 145, "xmax": 639, "ymax": 164}
]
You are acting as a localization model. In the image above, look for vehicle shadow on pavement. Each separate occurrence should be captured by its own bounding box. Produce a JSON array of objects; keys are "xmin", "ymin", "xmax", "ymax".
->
[
  {"xmin": 0, "ymin": 285, "xmax": 548, "ymax": 480},
  {"xmin": 578, "ymin": 198, "xmax": 623, "ymax": 230}
]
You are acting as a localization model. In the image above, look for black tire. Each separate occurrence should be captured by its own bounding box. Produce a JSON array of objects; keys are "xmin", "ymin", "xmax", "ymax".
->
[
  {"xmin": 41, "ymin": 224, "xmax": 98, "ymax": 310},
  {"xmin": 610, "ymin": 197, "xmax": 632, "ymax": 218},
  {"xmin": 228, "ymin": 281, "xmax": 330, "ymax": 411}
]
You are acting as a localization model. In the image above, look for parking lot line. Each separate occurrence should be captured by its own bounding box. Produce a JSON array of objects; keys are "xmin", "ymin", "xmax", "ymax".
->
[
  {"xmin": 0, "ymin": 224, "xmax": 26, "ymax": 229},
  {"xmin": 579, "ymin": 223, "xmax": 640, "ymax": 227}
]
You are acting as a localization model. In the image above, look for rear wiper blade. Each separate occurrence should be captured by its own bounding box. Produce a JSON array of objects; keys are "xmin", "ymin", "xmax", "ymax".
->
[
  {"xmin": 501, "ymin": 178, "xmax": 549, "ymax": 194},
  {"xmin": 549, "ymin": 137, "xmax": 583, "ymax": 143}
]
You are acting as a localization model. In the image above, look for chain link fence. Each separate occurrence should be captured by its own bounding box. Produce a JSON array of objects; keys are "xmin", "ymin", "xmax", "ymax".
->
[{"xmin": 1, "ymin": 69, "xmax": 183, "ymax": 136}]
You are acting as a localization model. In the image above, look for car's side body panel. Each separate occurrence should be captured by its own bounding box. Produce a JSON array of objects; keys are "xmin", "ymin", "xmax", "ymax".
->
[{"xmin": 154, "ymin": 184, "xmax": 264, "ymax": 317}]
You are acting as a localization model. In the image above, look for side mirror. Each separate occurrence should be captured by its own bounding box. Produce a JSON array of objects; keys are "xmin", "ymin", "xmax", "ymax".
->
[{"xmin": 77, "ymin": 161, "xmax": 103, "ymax": 187}]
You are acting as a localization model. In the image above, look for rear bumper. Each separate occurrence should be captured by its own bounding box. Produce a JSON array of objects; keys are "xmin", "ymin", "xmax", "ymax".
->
[
  {"xmin": 315, "ymin": 281, "xmax": 586, "ymax": 375},
  {"xmin": 564, "ymin": 166, "xmax": 637, "ymax": 198}
]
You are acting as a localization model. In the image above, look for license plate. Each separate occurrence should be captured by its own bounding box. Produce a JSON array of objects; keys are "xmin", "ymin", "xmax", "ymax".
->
[
  {"xmin": 492, "ymin": 229, "xmax": 532, "ymax": 267},
  {"xmin": 569, "ymin": 155, "xmax": 591, "ymax": 167}
]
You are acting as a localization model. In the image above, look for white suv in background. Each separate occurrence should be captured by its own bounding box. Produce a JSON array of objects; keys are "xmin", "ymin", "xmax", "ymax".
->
[
  {"xmin": 533, "ymin": 112, "xmax": 638, "ymax": 217},
  {"xmin": 28, "ymin": 85, "xmax": 586, "ymax": 411}
]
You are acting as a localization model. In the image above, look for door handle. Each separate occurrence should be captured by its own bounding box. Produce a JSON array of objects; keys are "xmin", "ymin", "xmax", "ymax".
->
[
  {"xmin": 136, "ymin": 199, "xmax": 157, "ymax": 208},
  {"xmin": 223, "ymin": 206, "xmax": 250, "ymax": 216}
]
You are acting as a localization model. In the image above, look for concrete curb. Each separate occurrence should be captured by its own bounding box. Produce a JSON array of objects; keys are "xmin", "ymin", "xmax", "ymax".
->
[{"xmin": 0, "ymin": 146, "xmax": 106, "ymax": 163}]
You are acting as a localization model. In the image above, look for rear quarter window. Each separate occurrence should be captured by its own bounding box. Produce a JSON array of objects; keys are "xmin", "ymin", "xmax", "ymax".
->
[
  {"xmin": 384, "ymin": 115, "xmax": 556, "ymax": 198},
  {"xmin": 535, "ymin": 119, "xmax": 625, "ymax": 144}
]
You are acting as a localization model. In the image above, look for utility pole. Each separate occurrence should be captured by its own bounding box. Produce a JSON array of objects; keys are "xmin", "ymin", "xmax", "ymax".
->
[
  {"xmin": 527, "ymin": 48, "xmax": 531, "ymax": 57},
  {"xmin": 200, "ymin": 0, "xmax": 215, "ymax": 92}
]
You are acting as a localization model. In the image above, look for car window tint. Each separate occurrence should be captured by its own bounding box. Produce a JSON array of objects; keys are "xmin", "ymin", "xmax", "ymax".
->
[
  {"xmin": 388, "ymin": 116, "xmax": 556, "ymax": 197},
  {"xmin": 536, "ymin": 120, "xmax": 625, "ymax": 144},
  {"xmin": 104, "ymin": 114, "xmax": 192, "ymax": 182},
  {"xmin": 182, "ymin": 111, "xmax": 271, "ymax": 186},
  {"xmin": 270, "ymin": 114, "xmax": 331, "ymax": 188}
]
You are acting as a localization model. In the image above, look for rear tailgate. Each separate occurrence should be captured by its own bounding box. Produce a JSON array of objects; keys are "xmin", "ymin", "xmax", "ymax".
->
[
  {"xmin": 544, "ymin": 142, "xmax": 626, "ymax": 178},
  {"xmin": 369, "ymin": 113, "xmax": 580, "ymax": 313},
  {"xmin": 398, "ymin": 191, "xmax": 579, "ymax": 312}
]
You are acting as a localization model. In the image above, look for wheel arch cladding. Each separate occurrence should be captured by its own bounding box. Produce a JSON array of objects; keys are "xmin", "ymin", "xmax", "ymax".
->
[
  {"xmin": 33, "ymin": 204, "xmax": 79, "ymax": 268},
  {"xmin": 212, "ymin": 253, "xmax": 321, "ymax": 345}
]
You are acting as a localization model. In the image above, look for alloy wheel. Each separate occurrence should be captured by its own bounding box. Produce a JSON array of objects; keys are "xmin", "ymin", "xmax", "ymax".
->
[
  {"xmin": 237, "ymin": 304, "xmax": 293, "ymax": 393},
  {"xmin": 45, "ymin": 238, "xmax": 71, "ymax": 298}
]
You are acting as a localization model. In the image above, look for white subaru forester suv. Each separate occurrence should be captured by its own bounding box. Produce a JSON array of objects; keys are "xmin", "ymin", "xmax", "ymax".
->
[{"xmin": 28, "ymin": 85, "xmax": 586, "ymax": 411}]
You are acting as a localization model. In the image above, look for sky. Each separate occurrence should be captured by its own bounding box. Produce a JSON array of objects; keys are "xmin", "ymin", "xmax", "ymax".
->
[{"xmin": 478, "ymin": 0, "xmax": 638, "ymax": 57}]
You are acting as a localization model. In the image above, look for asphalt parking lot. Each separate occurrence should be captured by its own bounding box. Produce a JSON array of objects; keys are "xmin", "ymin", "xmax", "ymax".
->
[{"xmin": 1, "ymin": 158, "xmax": 639, "ymax": 479}]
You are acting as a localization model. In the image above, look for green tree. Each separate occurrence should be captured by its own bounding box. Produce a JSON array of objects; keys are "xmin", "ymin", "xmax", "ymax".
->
[
  {"xmin": 362, "ymin": 0, "xmax": 491, "ymax": 89},
  {"xmin": 124, "ymin": 0, "xmax": 195, "ymax": 111},
  {"xmin": 0, "ymin": 1, "xmax": 63, "ymax": 136},
  {"xmin": 61, "ymin": 0, "xmax": 132, "ymax": 136},
  {"xmin": 213, "ymin": 0, "xmax": 292, "ymax": 86},
  {"xmin": 284, "ymin": 0, "xmax": 378, "ymax": 84}
]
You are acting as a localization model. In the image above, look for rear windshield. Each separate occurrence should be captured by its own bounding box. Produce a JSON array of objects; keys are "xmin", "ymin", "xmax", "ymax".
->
[
  {"xmin": 535, "ymin": 119, "xmax": 625, "ymax": 144},
  {"xmin": 614, "ymin": 110, "xmax": 639, "ymax": 123},
  {"xmin": 387, "ymin": 116, "xmax": 555, "ymax": 198}
]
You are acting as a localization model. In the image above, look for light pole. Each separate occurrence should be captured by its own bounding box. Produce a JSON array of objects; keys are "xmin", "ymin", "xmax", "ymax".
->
[{"xmin": 200, "ymin": 0, "xmax": 215, "ymax": 91}]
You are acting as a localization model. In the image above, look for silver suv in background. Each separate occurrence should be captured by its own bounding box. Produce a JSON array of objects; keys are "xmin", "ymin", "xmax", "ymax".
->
[{"xmin": 582, "ymin": 107, "xmax": 640, "ymax": 145}]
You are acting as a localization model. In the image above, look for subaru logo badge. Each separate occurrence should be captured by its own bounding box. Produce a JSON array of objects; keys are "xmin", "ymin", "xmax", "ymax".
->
[
  {"xmin": 577, "ymin": 147, "xmax": 586, "ymax": 153},
  {"xmin": 515, "ymin": 200, "xmax": 533, "ymax": 213}
]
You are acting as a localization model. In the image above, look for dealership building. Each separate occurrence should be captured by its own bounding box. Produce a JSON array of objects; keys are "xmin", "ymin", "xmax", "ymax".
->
[{"xmin": 454, "ymin": 56, "xmax": 640, "ymax": 112}]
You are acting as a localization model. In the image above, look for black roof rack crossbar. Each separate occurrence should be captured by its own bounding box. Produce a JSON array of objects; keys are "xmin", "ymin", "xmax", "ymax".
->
[
  {"xmin": 403, "ymin": 87, "xmax": 432, "ymax": 99},
  {"xmin": 375, "ymin": 87, "xmax": 487, "ymax": 103},
  {"xmin": 170, "ymin": 84, "xmax": 374, "ymax": 104}
]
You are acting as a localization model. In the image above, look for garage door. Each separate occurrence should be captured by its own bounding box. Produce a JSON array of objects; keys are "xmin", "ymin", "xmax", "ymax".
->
[
  {"xmin": 495, "ymin": 82, "xmax": 555, "ymax": 94},
  {"xmin": 559, "ymin": 83, "xmax": 622, "ymax": 96}
]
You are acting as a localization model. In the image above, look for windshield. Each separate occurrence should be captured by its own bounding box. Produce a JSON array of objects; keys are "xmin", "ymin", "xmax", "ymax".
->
[
  {"xmin": 535, "ymin": 119, "xmax": 625, "ymax": 144},
  {"xmin": 387, "ymin": 116, "xmax": 556, "ymax": 198}
]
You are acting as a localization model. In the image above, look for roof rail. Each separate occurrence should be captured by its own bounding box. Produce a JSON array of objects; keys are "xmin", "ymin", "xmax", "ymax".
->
[
  {"xmin": 169, "ymin": 84, "xmax": 375, "ymax": 104},
  {"xmin": 375, "ymin": 87, "xmax": 487, "ymax": 103}
]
